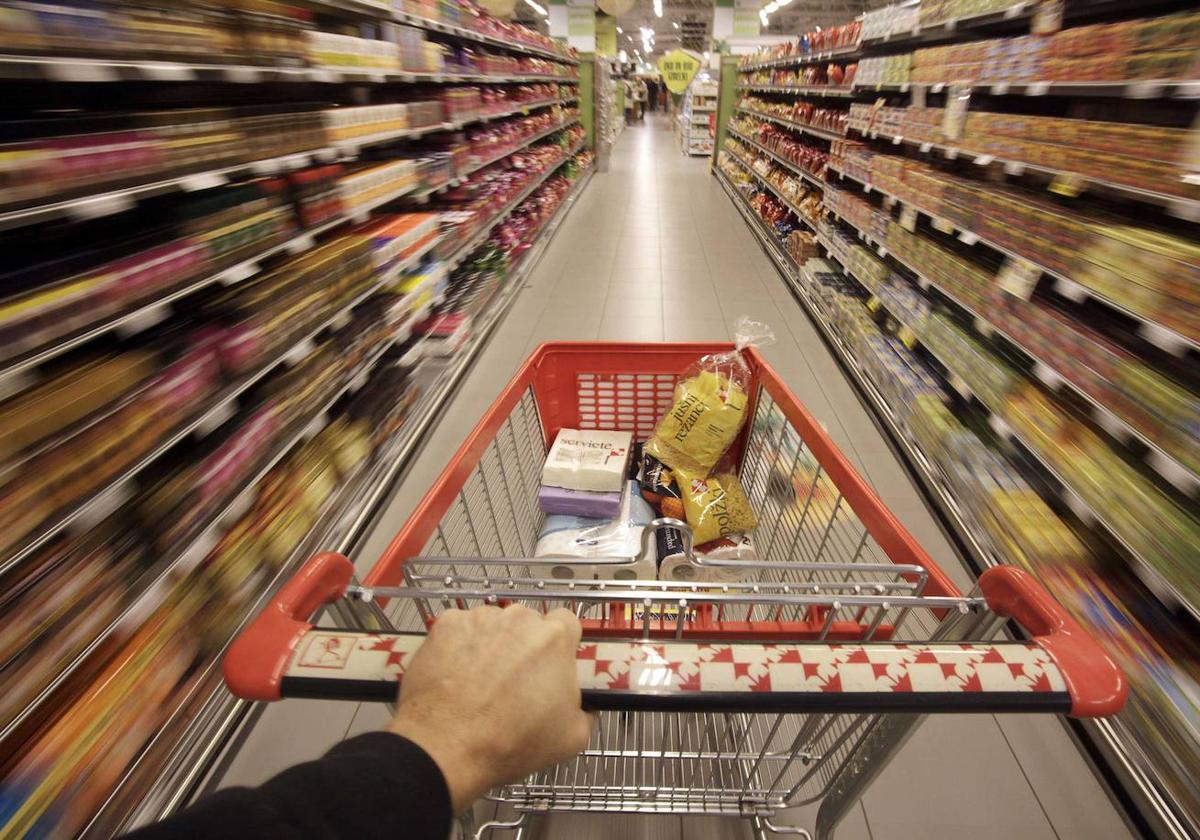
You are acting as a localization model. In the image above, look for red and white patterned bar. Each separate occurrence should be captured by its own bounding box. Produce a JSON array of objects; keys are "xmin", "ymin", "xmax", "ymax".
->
[{"xmin": 275, "ymin": 630, "xmax": 1072, "ymax": 713}]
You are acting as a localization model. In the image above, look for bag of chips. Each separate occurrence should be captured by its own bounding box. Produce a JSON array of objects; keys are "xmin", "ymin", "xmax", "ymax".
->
[
  {"xmin": 675, "ymin": 469, "xmax": 758, "ymax": 545},
  {"xmin": 645, "ymin": 317, "xmax": 774, "ymax": 475}
]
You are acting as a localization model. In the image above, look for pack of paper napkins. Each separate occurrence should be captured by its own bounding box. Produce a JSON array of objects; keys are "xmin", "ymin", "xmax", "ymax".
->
[{"xmin": 534, "ymin": 318, "xmax": 773, "ymax": 582}]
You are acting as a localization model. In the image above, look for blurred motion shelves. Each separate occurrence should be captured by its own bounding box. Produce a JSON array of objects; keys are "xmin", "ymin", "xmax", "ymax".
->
[
  {"xmin": 0, "ymin": 116, "xmax": 578, "ymax": 386},
  {"xmin": 823, "ymin": 163, "xmax": 1200, "ymax": 357},
  {"xmin": 846, "ymin": 124, "xmax": 1200, "ymax": 220},
  {"xmin": 90, "ymin": 160, "xmax": 596, "ymax": 838},
  {"xmin": 0, "ymin": 232, "xmax": 441, "ymax": 582},
  {"xmin": 817, "ymin": 213, "xmax": 1200, "ymax": 619},
  {"xmin": 0, "ymin": 54, "xmax": 578, "ymax": 85}
]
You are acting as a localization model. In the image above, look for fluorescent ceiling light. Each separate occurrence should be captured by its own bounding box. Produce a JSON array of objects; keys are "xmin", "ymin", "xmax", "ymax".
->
[
  {"xmin": 653, "ymin": 0, "xmax": 662, "ymax": 17},
  {"xmin": 672, "ymin": 21, "xmax": 679, "ymax": 28},
  {"xmin": 759, "ymin": 9, "xmax": 768, "ymax": 25},
  {"xmin": 616, "ymin": 26, "xmax": 623, "ymax": 32},
  {"xmin": 524, "ymin": 0, "xmax": 547, "ymax": 14}
]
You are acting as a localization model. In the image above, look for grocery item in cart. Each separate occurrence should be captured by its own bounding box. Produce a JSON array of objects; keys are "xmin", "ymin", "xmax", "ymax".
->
[
  {"xmin": 657, "ymin": 529, "xmax": 758, "ymax": 583},
  {"xmin": 637, "ymin": 451, "xmax": 682, "ymax": 507},
  {"xmin": 534, "ymin": 480, "xmax": 656, "ymax": 579},
  {"xmin": 537, "ymin": 485, "xmax": 622, "ymax": 517},
  {"xmin": 541, "ymin": 428, "xmax": 632, "ymax": 492},
  {"xmin": 644, "ymin": 317, "xmax": 772, "ymax": 474},
  {"xmin": 676, "ymin": 469, "xmax": 758, "ymax": 544}
]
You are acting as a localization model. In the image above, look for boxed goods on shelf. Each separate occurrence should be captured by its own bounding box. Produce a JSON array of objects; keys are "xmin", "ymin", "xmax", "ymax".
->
[
  {"xmin": 306, "ymin": 30, "xmax": 401, "ymax": 72},
  {"xmin": 861, "ymin": 3, "xmax": 921, "ymax": 41},
  {"xmin": 855, "ymin": 54, "xmax": 912, "ymax": 87},
  {"xmin": 0, "ymin": 107, "xmax": 329, "ymax": 216},
  {"xmin": 0, "ymin": 0, "xmax": 311, "ymax": 65},
  {"xmin": 921, "ymin": 312, "xmax": 1019, "ymax": 407},
  {"xmin": 338, "ymin": 160, "xmax": 420, "ymax": 212},
  {"xmin": 989, "ymin": 295, "xmax": 1200, "ymax": 471},
  {"xmin": 267, "ymin": 165, "xmax": 346, "ymax": 228},
  {"xmin": 919, "ymin": 0, "xmax": 1016, "ymax": 27}
]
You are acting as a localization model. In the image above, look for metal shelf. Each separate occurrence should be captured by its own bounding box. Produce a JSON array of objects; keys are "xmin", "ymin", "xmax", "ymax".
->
[
  {"xmin": 847, "ymin": 125, "xmax": 1200, "ymax": 221},
  {"xmin": 823, "ymin": 162, "xmax": 1200, "ymax": 358},
  {"xmin": 734, "ymin": 106, "xmax": 846, "ymax": 143},
  {"xmin": 722, "ymin": 151, "xmax": 816, "ymax": 234},
  {"xmin": 737, "ymin": 43, "xmax": 861, "ymax": 72},
  {"xmin": 441, "ymin": 138, "xmax": 586, "ymax": 273},
  {"xmin": 0, "ymin": 135, "xmax": 582, "ymax": 572},
  {"xmin": 738, "ymin": 84, "xmax": 860, "ymax": 99},
  {"xmin": 0, "ymin": 53, "xmax": 579, "ymax": 83},
  {"xmin": 0, "ymin": 146, "xmax": 341, "ymax": 233},
  {"xmin": 819, "ymin": 180, "xmax": 1200, "ymax": 494},
  {"xmin": 0, "ymin": 278, "xmax": 432, "ymax": 744},
  {"xmin": 89, "ymin": 164, "xmax": 596, "ymax": 840},
  {"xmin": 726, "ymin": 165, "xmax": 1199, "ymax": 840},
  {"xmin": 855, "ymin": 79, "xmax": 1200, "ymax": 100},
  {"xmin": 817, "ymin": 214, "xmax": 1200, "ymax": 620},
  {"xmin": 727, "ymin": 126, "xmax": 826, "ymax": 192},
  {"xmin": 0, "ymin": 116, "xmax": 578, "ymax": 387}
]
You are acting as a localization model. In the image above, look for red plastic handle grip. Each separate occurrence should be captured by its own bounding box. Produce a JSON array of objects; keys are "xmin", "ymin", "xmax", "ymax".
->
[
  {"xmin": 978, "ymin": 566, "xmax": 1126, "ymax": 718},
  {"xmin": 223, "ymin": 552, "xmax": 355, "ymax": 701}
]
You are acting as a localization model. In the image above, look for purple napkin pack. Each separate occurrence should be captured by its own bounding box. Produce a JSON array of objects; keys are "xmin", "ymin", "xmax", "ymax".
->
[{"xmin": 538, "ymin": 485, "xmax": 623, "ymax": 518}]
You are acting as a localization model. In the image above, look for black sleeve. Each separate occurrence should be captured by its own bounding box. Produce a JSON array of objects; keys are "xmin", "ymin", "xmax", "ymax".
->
[{"xmin": 123, "ymin": 732, "xmax": 452, "ymax": 840}]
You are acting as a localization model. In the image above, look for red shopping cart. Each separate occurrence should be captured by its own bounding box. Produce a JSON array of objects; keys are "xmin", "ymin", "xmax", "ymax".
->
[{"xmin": 224, "ymin": 342, "xmax": 1125, "ymax": 839}]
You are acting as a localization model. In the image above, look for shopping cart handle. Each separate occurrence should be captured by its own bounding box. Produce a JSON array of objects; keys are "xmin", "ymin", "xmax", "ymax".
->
[
  {"xmin": 224, "ymin": 552, "xmax": 355, "ymax": 702},
  {"xmin": 225, "ymin": 557, "xmax": 1123, "ymax": 717},
  {"xmin": 977, "ymin": 566, "xmax": 1126, "ymax": 718}
]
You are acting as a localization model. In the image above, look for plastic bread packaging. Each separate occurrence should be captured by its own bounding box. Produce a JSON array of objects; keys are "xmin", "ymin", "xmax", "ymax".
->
[{"xmin": 644, "ymin": 316, "xmax": 774, "ymax": 475}]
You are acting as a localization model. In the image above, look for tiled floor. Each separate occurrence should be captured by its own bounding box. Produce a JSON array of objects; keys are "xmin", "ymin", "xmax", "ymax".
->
[{"xmin": 215, "ymin": 116, "xmax": 1134, "ymax": 839}]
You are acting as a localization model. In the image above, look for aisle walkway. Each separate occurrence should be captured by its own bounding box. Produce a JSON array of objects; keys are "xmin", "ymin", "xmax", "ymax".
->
[{"xmin": 217, "ymin": 116, "xmax": 1132, "ymax": 840}]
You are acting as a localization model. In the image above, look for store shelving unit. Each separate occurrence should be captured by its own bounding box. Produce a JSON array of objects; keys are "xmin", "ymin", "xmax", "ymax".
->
[
  {"xmin": 721, "ymin": 3, "xmax": 1200, "ymax": 838},
  {"xmin": 680, "ymin": 77, "xmax": 719, "ymax": 157},
  {"xmin": 0, "ymin": 5, "xmax": 591, "ymax": 838},
  {"xmin": 87, "ymin": 161, "xmax": 596, "ymax": 839}
]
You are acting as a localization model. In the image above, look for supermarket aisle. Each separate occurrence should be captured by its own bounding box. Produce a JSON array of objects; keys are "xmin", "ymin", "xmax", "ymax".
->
[{"xmin": 216, "ymin": 116, "xmax": 1132, "ymax": 840}]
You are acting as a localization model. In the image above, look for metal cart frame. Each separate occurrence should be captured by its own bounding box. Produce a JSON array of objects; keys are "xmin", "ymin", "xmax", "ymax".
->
[{"xmin": 225, "ymin": 342, "xmax": 1125, "ymax": 839}]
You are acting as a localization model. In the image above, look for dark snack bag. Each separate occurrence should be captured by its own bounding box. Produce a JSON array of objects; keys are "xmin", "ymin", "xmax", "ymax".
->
[{"xmin": 639, "ymin": 451, "xmax": 681, "ymax": 509}]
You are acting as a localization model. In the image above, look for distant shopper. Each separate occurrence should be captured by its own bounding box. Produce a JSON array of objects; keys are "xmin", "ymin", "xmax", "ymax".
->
[
  {"xmin": 624, "ymin": 78, "xmax": 636, "ymax": 124},
  {"xmin": 646, "ymin": 78, "xmax": 660, "ymax": 112},
  {"xmin": 635, "ymin": 78, "xmax": 649, "ymax": 121}
]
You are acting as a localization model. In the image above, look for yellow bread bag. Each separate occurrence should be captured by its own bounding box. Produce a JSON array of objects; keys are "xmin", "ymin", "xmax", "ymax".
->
[{"xmin": 644, "ymin": 316, "xmax": 773, "ymax": 475}]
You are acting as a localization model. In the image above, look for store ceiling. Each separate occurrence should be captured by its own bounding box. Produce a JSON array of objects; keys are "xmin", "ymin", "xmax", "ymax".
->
[{"xmin": 514, "ymin": 0, "xmax": 884, "ymax": 56}]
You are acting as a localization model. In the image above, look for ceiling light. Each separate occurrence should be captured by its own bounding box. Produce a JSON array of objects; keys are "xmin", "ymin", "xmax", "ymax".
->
[
  {"xmin": 672, "ymin": 21, "xmax": 679, "ymax": 28},
  {"xmin": 759, "ymin": 9, "xmax": 768, "ymax": 25},
  {"xmin": 653, "ymin": 0, "xmax": 663, "ymax": 17},
  {"xmin": 523, "ymin": 0, "xmax": 547, "ymax": 15},
  {"xmin": 616, "ymin": 26, "xmax": 623, "ymax": 32}
]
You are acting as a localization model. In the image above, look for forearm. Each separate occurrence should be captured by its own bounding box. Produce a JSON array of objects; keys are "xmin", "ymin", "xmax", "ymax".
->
[{"xmin": 123, "ymin": 733, "xmax": 451, "ymax": 840}]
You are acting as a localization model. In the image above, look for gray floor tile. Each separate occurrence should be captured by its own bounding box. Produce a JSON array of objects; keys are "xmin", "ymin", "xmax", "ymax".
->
[{"xmin": 599, "ymin": 316, "xmax": 665, "ymax": 341}]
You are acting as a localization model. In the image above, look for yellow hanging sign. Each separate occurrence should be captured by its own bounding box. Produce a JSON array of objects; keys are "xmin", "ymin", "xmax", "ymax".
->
[{"xmin": 658, "ymin": 50, "xmax": 702, "ymax": 95}]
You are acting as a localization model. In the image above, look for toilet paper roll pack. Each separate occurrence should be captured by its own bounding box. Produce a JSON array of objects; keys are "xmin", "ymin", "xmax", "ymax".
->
[{"xmin": 534, "ymin": 480, "xmax": 658, "ymax": 580}]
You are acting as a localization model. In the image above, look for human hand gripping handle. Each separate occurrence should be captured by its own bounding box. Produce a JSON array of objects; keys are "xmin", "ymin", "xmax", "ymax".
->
[{"xmin": 387, "ymin": 605, "xmax": 596, "ymax": 812}]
